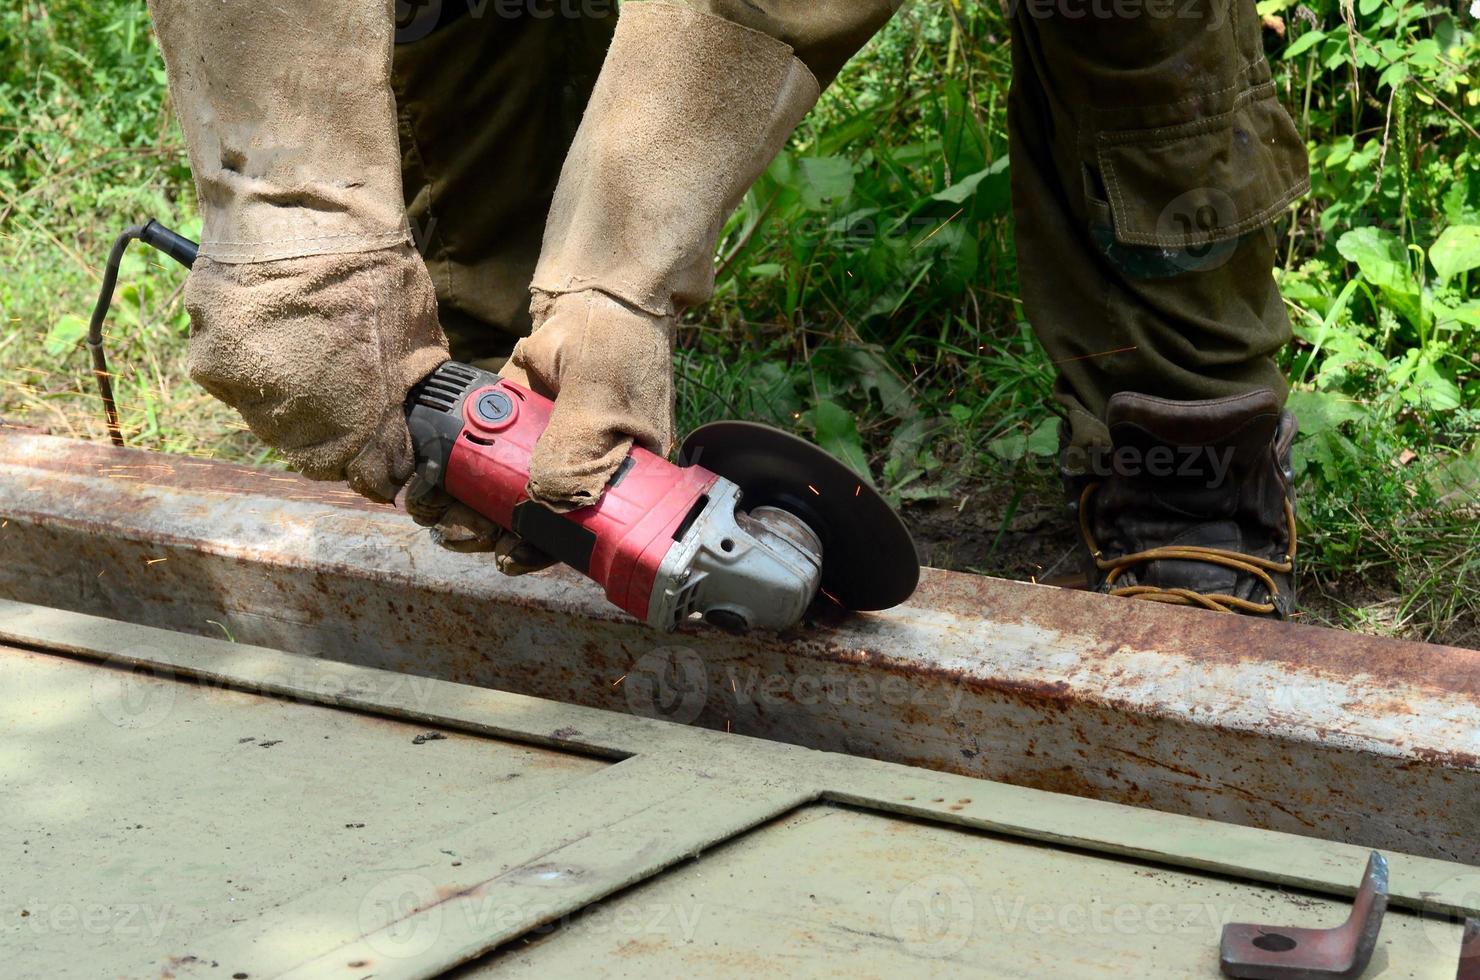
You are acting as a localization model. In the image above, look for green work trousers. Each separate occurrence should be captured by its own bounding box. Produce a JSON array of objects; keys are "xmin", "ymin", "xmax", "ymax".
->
[
  {"xmin": 1008, "ymin": 0, "xmax": 1308, "ymax": 447},
  {"xmin": 392, "ymin": 0, "xmax": 1308, "ymax": 440}
]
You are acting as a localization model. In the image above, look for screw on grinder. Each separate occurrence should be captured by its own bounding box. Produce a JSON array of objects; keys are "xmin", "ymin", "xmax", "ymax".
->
[{"xmin": 407, "ymin": 361, "xmax": 921, "ymax": 633}]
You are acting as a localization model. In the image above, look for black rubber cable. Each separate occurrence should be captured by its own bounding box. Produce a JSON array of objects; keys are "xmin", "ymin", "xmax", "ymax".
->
[{"xmin": 86, "ymin": 220, "xmax": 199, "ymax": 446}]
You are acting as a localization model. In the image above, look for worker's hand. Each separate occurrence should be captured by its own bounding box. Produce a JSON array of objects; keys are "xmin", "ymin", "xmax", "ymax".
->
[
  {"xmin": 399, "ymin": 289, "xmax": 671, "ymax": 576},
  {"xmin": 151, "ymin": 0, "xmax": 445, "ymax": 504},
  {"xmin": 401, "ymin": 472, "xmax": 557, "ymax": 575},
  {"xmin": 501, "ymin": 289, "xmax": 675, "ymax": 512},
  {"xmin": 184, "ymin": 245, "xmax": 450, "ymax": 504}
]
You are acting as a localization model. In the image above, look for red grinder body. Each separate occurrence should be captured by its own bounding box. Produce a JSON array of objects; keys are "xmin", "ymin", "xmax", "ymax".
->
[
  {"xmin": 407, "ymin": 361, "xmax": 917, "ymax": 633},
  {"xmin": 409, "ymin": 363, "xmax": 720, "ymax": 624}
]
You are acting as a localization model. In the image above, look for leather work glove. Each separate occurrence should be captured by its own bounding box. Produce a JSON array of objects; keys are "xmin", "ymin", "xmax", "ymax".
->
[
  {"xmin": 401, "ymin": 2, "xmax": 820, "ymax": 574},
  {"xmin": 149, "ymin": 0, "xmax": 449, "ymax": 504},
  {"xmin": 186, "ymin": 247, "xmax": 446, "ymax": 502},
  {"xmin": 400, "ymin": 289, "xmax": 672, "ymax": 573},
  {"xmin": 515, "ymin": 2, "xmax": 820, "ymax": 510}
]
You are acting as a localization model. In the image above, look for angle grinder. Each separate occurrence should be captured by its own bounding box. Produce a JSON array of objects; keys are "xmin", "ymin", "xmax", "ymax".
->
[
  {"xmin": 88, "ymin": 221, "xmax": 921, "ymax": 633},
  {"xmin": 408, "ymin": 362, "xmax": 918, "ymax": 632}
]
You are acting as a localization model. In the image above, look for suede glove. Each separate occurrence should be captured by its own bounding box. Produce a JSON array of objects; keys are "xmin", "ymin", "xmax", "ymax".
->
[
  {"xmin": 400, "ymin": 288, "xmax": 672, "ymax": 572},
  {"xmin": 517, "ymin": 2, "xmax": 819, "ymax": 510},
  {"xmin": 150, "ymin": 0, "xmax": 448, "ymax": 504},
  {"xmin": 185, "ymin": 246, "xmax": 448, "ymax": 503},
  {"xmin": 403, "ymin": 3, "xmax": 818, "ymax": 574},
  {"xmin": 505, "ymin": 289, "xmax": 675, "ymax": 509}
]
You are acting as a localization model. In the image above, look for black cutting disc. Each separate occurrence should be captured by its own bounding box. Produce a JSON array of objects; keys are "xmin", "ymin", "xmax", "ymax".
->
[{"xmin": 680, "ymin": 421, "xmax": 920, "ymax": 612}]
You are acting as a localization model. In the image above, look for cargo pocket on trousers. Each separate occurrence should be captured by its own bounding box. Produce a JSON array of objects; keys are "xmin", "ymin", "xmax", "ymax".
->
[{"xmin": 1094, "ymin": 82, "xmax": 1309, "ymax": 253}]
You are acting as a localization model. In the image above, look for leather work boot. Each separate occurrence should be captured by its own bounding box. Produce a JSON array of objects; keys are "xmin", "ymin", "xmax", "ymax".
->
[{"xmin": 1065, "ymin": 390, "xmax": 1298, "ymax": 616}]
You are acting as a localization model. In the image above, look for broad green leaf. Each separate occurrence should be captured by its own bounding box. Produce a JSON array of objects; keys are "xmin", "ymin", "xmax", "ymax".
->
[
  {"xmin": 43, "ymin": 314, "xmax": 88, "ymax": 358},
  {"xmin": 1336, "ymin": 227, "xmax": 1424, "ymax": 328},
  {"xmin": 1284, "ymin": 389, "xmax": 1368, "ymax": 437},
  {"xmin": 823, "ymin": 344, "xmax": 919, "ymax": 421},
  {"xmin": 941, "ymin": 79, "xmax": 988, "ymax": 178},
  {"xmin": 1283, "ymin": 30, "xmax": 1326, "ymax": 59},
  {"xmin": 1430, "ymin": 225, "xmax": 1480, "ymax": 284},
  {"xmin": 1433, "ymin": 301, "xmax": 1480, "ymax": 328},
  {"xmin": 1337, "ymin": 227, "xmax": 1411, "ymax": 292},
  {"xmin": 931, "ymin": 156, "xmax": 1009, "ymax": 208},
  {"xmin": 1323, "ymin": 135, "xmax": 1354, "ymax": 168},
  {"xmin": 1025, "ymin": 417, "xmax": 1060, "ymax": 456},
  {"xmin": 807, "ymin": 399, "xmax": 875, "ymax": 487},
  {"xmin": 1378, "ymin": 61, "xmax": 1410, "ymax": 90},
  {"xmin": 1406, "ymin": 38, "xmax": 1440, "ymax": 67},
  {"xmin": 795, "ymin": 157, "xmax": 855, "ymax": 211},
  {"xmin": 931, "ymin": 170, "xmax": 990, "ymax": 206},
  {"xmin": 987, "ymin": 417, "xmax": 1059, "ymax": 461},
  {"xmin": 1389, "ymin": 348, "xmax": 1463, "ymax": 411}
]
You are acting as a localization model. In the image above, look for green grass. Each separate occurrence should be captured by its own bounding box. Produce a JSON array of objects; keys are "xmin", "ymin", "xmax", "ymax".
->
[
  {"xmin": 0, "ymin": 3, "xmax": 257, "ymax": 459},
  {"xmin": 3, "ymin": 1, "xmax": 1480, "ymax": 643}
]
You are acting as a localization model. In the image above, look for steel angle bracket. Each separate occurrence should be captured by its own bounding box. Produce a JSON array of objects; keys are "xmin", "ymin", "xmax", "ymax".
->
[
  {"xmin": 1220, "ymin": 852, "xmax": 1389, "ymax": 979},
  {"xmin": 1456, "ymin": 919, "xmax": 1480, "ymax": 980}
]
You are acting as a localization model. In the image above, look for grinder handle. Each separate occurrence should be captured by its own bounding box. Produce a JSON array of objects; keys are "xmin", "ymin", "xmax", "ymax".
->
[{"xmin": 406, "ymin": 361, "xmax": 720, "ymax": 624}]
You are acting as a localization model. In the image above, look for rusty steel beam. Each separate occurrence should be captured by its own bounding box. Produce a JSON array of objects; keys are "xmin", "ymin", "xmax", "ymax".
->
[{"xmin": 1, "ymin": 426, "xmax": 1477, "ymax": 865}]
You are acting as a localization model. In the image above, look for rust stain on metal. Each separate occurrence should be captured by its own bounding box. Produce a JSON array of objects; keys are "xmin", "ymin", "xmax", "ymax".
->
[
  {"xmin": 1, "ymin": 429, "xmax": 1478, "ymax": 866},
  {"xmin": 908, "ymin": 567, "xmax": 1480, "ymax": 700}
]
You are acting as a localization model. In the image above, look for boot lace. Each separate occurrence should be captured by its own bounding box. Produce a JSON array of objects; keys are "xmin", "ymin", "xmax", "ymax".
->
[{"xmin": 1077, "ymin": 482, "xmax": 1296, "ymax": 615}]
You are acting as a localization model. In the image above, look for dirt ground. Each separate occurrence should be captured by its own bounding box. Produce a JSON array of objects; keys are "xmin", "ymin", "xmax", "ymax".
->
[{"xmin": 902, "ymin": 473, "xmax": 1082, "ymax": 585}]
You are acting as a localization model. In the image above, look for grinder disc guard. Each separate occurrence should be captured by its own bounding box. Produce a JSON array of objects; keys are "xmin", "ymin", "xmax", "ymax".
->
[{"xmin": 680, "ymin": 422, "xmax": 920, "ymax": 612}]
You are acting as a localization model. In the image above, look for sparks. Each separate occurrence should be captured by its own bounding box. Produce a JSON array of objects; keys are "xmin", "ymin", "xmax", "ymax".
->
[
  {"xmin": 1051, "ymin": 344, "xmax": 1139, "ymax": 365},
  {"xmin": 808, "ymin": 484, "xmax": 820, "ymax": 496},
  {"xmin": 912, "ymin": 207, "xmax": 964, "ymax": 250},
  {"xmin": 612, "ymin": 674, "xmax": 627, "ymax": 688},
  {"xmin": 145, "ymin": 557, "xmax": 168, "ymax": 565}
]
